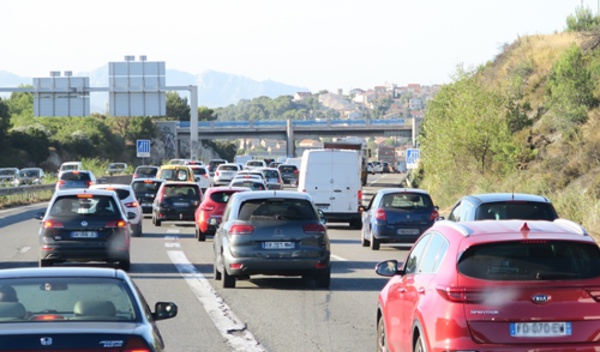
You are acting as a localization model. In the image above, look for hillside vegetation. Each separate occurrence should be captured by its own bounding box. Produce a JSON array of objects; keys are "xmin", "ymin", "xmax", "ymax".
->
[{"xmin": 416, "ymin": 21, "xmax": 600, "ymax": 238}]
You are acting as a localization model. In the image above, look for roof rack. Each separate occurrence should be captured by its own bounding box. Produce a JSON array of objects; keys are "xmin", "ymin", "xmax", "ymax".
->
[{"xmin": 553, "ymin": 218, "xmax": 589, "ymax": 236}]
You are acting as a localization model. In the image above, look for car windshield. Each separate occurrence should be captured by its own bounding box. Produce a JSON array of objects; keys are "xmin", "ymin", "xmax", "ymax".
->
[
  {"xmin": 477, "ymin": 201, "xmax": 557, "ymax": 220},
  {"xmin": 164, "ymin": 185, "xmax": 199, "ymax": 198},
  {"xmin": 61, "ymin": 172, "xmax": 91, "ymax": 181},
  {"xmin": 19, "ymin": 170, "xmax": 39, "ymax": 177},
  {"xmin": 458, "ymin": 240, "xmax": 600, "ymax": 281},
  {"xmin": 0, "ymin": 169, "xmax": 16, "ymax": 176},
  {"xmin": 135, "ymin": 168, "xmax": 158, "ymax": 177},
  {"xmin": 132, "ymin": 181, "xmax": 162, "ymax": 192},
  {"xmin": 381, "ymin": 193, "xmax": 432, "ymax": 209},
  {"xmin": 0, "ymin": 277, "xmax": 137, "ymax": 322},
  {"xmin": 50, "ymin": 196, "xmax": 119, "ymax": 217},
  {"xmin": 191, "ymin": 168, "xmax": 207, "ymax": 176},
  {"xmin": 238, "ymin": 198, "xmax": 317, "ymax": 221},
  {"xmin": 279, "ymin": 165, "xmax": 297, "ymax": 172}
]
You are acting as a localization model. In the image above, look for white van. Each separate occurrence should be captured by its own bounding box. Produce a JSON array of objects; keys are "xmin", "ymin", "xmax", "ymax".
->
[
  {"xmin": 297, "ymin": 149, "xmax": 362, "ymax": 229},
  {"xmin": 58, "ymin": 161, "xmax": 83, "ymax": 178}
]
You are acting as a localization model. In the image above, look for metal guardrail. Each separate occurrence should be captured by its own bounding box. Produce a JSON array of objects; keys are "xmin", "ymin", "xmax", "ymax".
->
[{"xmin": 0, "ymin": 184, "xmax": 55, "ymax": 197}]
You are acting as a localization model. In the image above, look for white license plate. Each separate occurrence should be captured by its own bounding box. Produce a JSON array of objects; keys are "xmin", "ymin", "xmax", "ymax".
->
[
  {"xmin": 142, "ymin": 202, "xmax": 152, "ymax": 207},
  {"xmin": 71, "ymin": 231, "xmax": 98, "ymax": 238},
  {"xmin": 397, "ymin": 228, "xmax": 420, "ymax": 235},
  {"xmin": 173, "ymin": 202, "xmax": 189, "ymax": 207},
  {"xmin": 510, "ymin": 322, "xmax": 572, "ymax": 337},
  {"xmin": 263, "ymin": 242, "xmax": 294, "ymax": 249}
]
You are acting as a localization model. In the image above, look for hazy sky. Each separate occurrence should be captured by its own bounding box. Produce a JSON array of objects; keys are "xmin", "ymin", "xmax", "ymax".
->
[{"xmin": 0, "ymin": 0, "xmax": 592, "ymax": 92}]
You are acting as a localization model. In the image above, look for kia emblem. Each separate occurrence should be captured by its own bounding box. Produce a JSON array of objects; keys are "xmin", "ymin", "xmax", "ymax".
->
[
  {"xmin": 81, "ymin": 221, "xmax": 88, "ymax": 227},
  {"xmin": 40, "ymin": 337, "xmax": 53, "ymax": 346},
  {"xmin": 532, "ymin": 294, "xmax": 551, "ymax": 304}
]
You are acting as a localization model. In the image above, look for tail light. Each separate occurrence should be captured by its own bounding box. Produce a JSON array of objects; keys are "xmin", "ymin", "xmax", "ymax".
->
[
  {"xmin": 124, "ymin": 201, "xmax": 139, "ymax": 208},
  {"xmin": 57, "ymin": 180, "xmax": 65, "ymax": 188},
  {"xmin": 133, "ymin": 173, "xmax": 138, "ymax": 178},
  {"xmin": 122, "ymin": 336, "xmax": 151, "ymax": 352},
  {"xmin": 229, "ymin": 224, "xmax": 253, "ymax": 235},
  {"xmin": 437, "ymin": 286, "xmax": 487, "ymax": 303},
  {"xmin": 85, "ymin": 181, "xmax": 94, "ymax": 187},
  {"xmin": 430, "ymin": 209, "xmax": 440, "ymax": 221},
  {"xmin": 106, "ymin": 220, "xmax": 127, "ymax": 228},
  {"xmin": 201, "ymin": 204, "xmax": 215, "ymax": 212},
  {"xmin": 358, "ymin": 190, "xmax": 363, "ymax": 204},
  {"xmin": 375, "ymin": 208, "xmax": 386, "ymax": 221},
  {"xmin": 293, "ymin": 169, "xmax": 299, "ymax": 174},
  {"xmin": 43, "ymin": 220, "xmax": 64, "ymax": 229},
  {"xmin": 215, "ymin": 171, "xmax": 221, "ymax": 176},
  {"xmin": 303, "ymin": 223, "xmax": 326, "ymax": 234}
]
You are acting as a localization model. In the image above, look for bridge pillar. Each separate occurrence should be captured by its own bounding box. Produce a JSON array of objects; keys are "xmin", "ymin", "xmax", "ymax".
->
[
  {"xmin": 286, "ymin": 119, "xmax": 295, "ymax": 157},
  {"xmin": 190, "ymin": 85, "xmax": 199, "ymax": 159}
]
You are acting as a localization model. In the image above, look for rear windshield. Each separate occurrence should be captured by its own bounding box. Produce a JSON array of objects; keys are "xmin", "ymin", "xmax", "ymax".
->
[
  {"xmin": 238, "ymin": 199, "xmax": 317, "ymax": 221},
  {"xmin": 210, "ymin": 191, "xmax": 239, "ymax": 204},
  {"xmin": 160, "ymin": 169, "xmax": 190, "ymax": 181},
  {"xmin": 61, "ymin": 172, "xmax": 91, "ymax": 181},
  {"xmin": 458, "ymin": 240, "xmax": 600, "ymax": 281},
  {"xmin": 278, "ymin": 165, "xmax": 297, "ymax": 172},
  {"xmin": 132, "ymin": 181, "xmax": 162, "ymax": 192},
  {"xmin": 135, "ymin": 167, "xmax": 158, "ymax": 177},
  {"xmin": 50, "ymin": 196, "xmax": 120, "ymax": 217},
  {"xmin": 220, "ymin": 165, "xmax": 239, "ymax": 171},
  {"xmin": 262, "ymin": 170, "xmax": 279, "ymax": 179},
  {"xmin": 61, "ymin": 164, "xmax": 80, "ymax": 171},
  {"xmin": 19, "ymin": 170, "xmax": 40, "ymax": 177},
  {"xmin": 191, "ymin": 168, "xmax": 207, "ymax": 176},
  {"xmin": 163, "ymin": 185, "xmax": 200, "ymax": 198},
  {"xmin": 381, "ymin": 193, "xmax": 432, "ymax": 209},
  {"xmin": 0, "ymin": 169, "xmax": 17, "ymax": 176},
  {"xmin": 231, "ymin": 181, "xmax": 266, "ymax": 190},
  {"xmin": 476, "ymin": 201, "xmax": 558, "ymax": 220}
]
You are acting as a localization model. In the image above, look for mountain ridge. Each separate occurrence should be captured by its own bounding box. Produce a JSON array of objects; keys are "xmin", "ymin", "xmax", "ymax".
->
[{"xmin": 0, "ymin": 67, "xmax": 309, "ymax": 111}]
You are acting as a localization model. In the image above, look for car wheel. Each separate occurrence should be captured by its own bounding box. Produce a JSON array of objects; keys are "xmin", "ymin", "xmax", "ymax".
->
[
  {"xmin": 119, "ymin": 259, "xmax": 131, "ymax": 271},
  {"xmin": 153, "ymin": 215, "xmax": 161, "ymax": 227},
  {"xmin": 414, "ymin": 334, "xmax": 427, "ymax": 352},
  {"xmin": 198, "ymin": 230, "xmax": 207, "ymax": 242},
  {"xmin": 370, "ymin": 230, "xmax": 380, "ymax": 250},
  {"xmin": 222, "ymin": 261, "xmax": 236, "ymax": 288},
  {"xmin": 135, "ymin": 222, "xmax": 143, "ymax": 237},
  {"xmin": 315, "ymin": 267, "xmax": 331, "ymax": 289},
  {"xmin": 39, "ymin": 259, "xmax": 53, "ymax": 267},
  {"xmin": 376, "ymin": 315, "xmax": 389, "ymax": 352},
  {"xmin": 361, "ymin": 228, "xmax": 370, "ymax": 247}
]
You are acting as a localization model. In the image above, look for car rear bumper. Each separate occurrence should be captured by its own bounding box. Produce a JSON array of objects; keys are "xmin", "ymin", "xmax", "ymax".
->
[
  {"xmin": 224, "ymin": 257, "xmax": 330, "ymax": 277},
  {"xmin": 371, "ymin": 224, "xmax": 430, "ymax": 243},
  {"xmin": 156, "ymin": 208, "xmax": 196, "ymax": 221},
  {"xmin": 40, "ymin": 246, "xmax": 130, "ymax": 263}
]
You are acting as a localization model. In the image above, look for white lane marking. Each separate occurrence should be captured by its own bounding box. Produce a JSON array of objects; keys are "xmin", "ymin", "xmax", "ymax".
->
[
  {"xmin": 19, "ymin": 246, "xmax": 31, "ymax": 254},
  {"xmin": 167, "ymin": 250, "xmax": 266, "ymax": 352},
  {"xmin": 331, "ymin": 254, "xmax": 347, "ymax": 261},
  {"xmin": 165, "ymin": 243, "xmax": 180, "ymax": 248}
]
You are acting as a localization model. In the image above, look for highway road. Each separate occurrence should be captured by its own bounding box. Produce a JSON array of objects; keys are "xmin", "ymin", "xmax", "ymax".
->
[{"xmin": 0, "ymin": 172, "xmax": 411, "ymax": 352}]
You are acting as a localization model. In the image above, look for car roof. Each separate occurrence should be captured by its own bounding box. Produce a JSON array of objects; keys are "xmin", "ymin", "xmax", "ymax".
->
[
  {"xmin": 52, "ymin": 188, "xmax": 117, "ymax": 197},
  {"xmin": 135, "ymin": 165, "xmax": 159, "ymax": 169},
  {"xmin": 462, "ymin": 193, "xmax": 552, "ymax": 204},
  {"xmin": 90, "ymin": 184, "xmax": 133, "ymax": 191},
  {"xmin": 432, "ymin": 219, "xmax": 590, "ymax": 243},
  {"xmin": 0, "ymin": 267, "xmax": 126, "ymax": 280},
  {"xmin": 231, "ymin": 190, "xmax": 312, "ymax": 201},
  {"xmin": 376, "ymin": 188, "xmax": 431, "ymax": 195},
  {"xmin": 131, "ymin": 177, "xmax": 163, "ymax": 183},
  {"xmin": 161, "ymin": 181, "xmax": 199, "ymax": 186}
]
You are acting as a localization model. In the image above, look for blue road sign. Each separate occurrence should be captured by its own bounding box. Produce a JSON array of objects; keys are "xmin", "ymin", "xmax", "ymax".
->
[
  {"xmin": 406, "ymin": 148, "xmax": 420, "ymax": 169},
  {"xmin": 137, "ymin": 139, "xmax": 151, "ymax": 158}
]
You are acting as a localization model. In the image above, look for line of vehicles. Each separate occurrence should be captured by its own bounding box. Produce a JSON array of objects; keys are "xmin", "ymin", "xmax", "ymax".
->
[{"xmin": 6, "ymin": 146, "xmax": 600, "ymax": 351}]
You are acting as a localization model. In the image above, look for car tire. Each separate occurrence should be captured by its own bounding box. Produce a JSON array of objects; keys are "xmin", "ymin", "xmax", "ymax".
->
[
  {"xmin": 370, "ymin": 230, "xmax": 380, "ymax": 250},
  {"xmin": 119, "ymin": 259, "xmax": 131, "ymax": 271},
  {"xmin": 361, "ymin": 229, "xmax": 370, "ymax": 247},
  {"xmin": 39, "ymin": 259, "xmax": 53, "ymax": 267},
  {"xmin": 414, "ymin": 334, "xmax": 427, "ymax": 352},
  {"xmin": 198, "ymin": 230, "xmax": 206, "ymax": 242},
  {"xmin": 135, "ymin": 223, "xmax": 142, "ymax": 237},
  {"xmin": 315, "ymin": 267, "xmax": 331, "ymax": 289},
  {"xmin": 222, "ymin": 264, "xmax": 236, "ymax": 288},
  {"xmin": 376, "ymin": 315, "xmax": 388, "ymax": 352},
  {"xmin": 153, "ymin": 215, "xmax": 161, "ymax": 227}
]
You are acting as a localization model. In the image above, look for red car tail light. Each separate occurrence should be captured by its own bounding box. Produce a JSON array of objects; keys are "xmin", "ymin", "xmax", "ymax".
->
[
  {"xmin": 43, "ymin": 220, "xmax": 64, "ymax": 229},
  {"xmin": 125, "ymin": 201, "xmax": 139, "ymax": 208},
  {"xmin": 303, "ymin": 223, "xmax": 326, "ymax": 234},
  {"xmin": 375, "ymin": 208, "xmax": 387, "ymax": 221},
  {"xmin": 57, "ymin": 180, "xmax": 65, "ymax": 188},
  {"xmin": 215, "ymin": 171, "xmax": 221, "ymax": 176},
  {"xmin": 358, "ymin": 189, "xmax": 363, "ymax": 204},
  {"xmin": 229, "ymin": 224, "xmax": 253, "ymax": 235},
  {"xmin": 201, "ymin": 204, "xmax": 215, "ymax": 212},
  {"xmin": 293, "ymin": 169, "xmax": 299, "ymax": 174},
  {"xmin": 105, "ymin": 220, "xmax": 127, "ymax": 228},
  {"xmin": 437, "ymin": 286, "xmax": 487, "ymax": 303},
  {"xmin": 122, "ymin": 336, "xmax": 151, "ymax": 352},
  {"xmin": 430, "ymin": 209, "xmax": 440, "ymax": 221}
]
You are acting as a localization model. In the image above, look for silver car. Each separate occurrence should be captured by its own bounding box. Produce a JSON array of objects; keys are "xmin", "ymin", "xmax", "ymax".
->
[
  {"xmin": 213, "ymin": 163, "xmax": 240, "ymax": 186},
  {"xmin": 213, "ymin": 190, "xmax": 330, "ymax": 289}
]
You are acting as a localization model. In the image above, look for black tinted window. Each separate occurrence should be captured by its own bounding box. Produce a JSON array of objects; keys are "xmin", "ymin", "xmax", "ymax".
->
[
  {"xmin": 458, "ymin": 240, "xmax": 600, "ymax": 280},
  {"xmin": 476, "ymin": 201, "xmax": 557, "ymax": 221},
  {"xmin": 132, "ymin": 181, "xmax": 162, "ymax": 192},
  {"xmin": 210, "ymin": 191, "xmax": 237, "ymax": 204},
  {"xmin": 278, "ymin": 165, "xmax": 297, "ymax": 172},
  {"xmin": 51, "ymin": 196, "xmax": 119, "ymax": 217},
  {"xmin": 238, "ymin": 199, "xmax": 317, "ymax": 221},
  {"xmin": 380, "ymin": 193, "xmax": 432, "ymax": 208},
  {"xmin": 62, "ymin": 172, "xmax": 91, "ymax": 181}
]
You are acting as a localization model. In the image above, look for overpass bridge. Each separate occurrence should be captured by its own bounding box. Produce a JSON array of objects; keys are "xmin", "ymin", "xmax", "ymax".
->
[{"xmin": 173, "ymin": 118, "xmax": 418, "ymax": 158}]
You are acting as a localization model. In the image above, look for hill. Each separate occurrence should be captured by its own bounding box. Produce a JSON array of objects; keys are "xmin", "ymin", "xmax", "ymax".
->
[{"xmin": 417, "ymin": 31, "xmax": 600, "ymax": 238}]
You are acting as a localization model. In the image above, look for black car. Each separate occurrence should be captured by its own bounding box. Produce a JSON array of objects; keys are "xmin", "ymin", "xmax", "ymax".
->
[
  {"xmin": 131, "ymin": 178, "xmax": 164, "ymax": 214},
  {"xmin": 446, "ymin": 192, "xmax": 559, "ymax": 221},
  {"xmin": 35, "ymin": 189, "xmax": 135, "ymax": 270},
  {"xmin": 152, "ymin": 181, "xmax": 202, "ymax": 226},
  {"xmin": 0, "ymin": 267, "xmax": 177, "ymax": 351},
  {"xmin": 277, "ymin": 164, "xmax": 299, "ymax": 185}
]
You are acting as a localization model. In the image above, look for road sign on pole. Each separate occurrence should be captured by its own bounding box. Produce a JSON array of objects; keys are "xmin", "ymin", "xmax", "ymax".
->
[
  {"xmin": 406, "ymin": 148, "xmax": 420, "ymax": 169},
  {"xmin": 136, "ymin": 139, "xmax": 151, "ymax": 158}
]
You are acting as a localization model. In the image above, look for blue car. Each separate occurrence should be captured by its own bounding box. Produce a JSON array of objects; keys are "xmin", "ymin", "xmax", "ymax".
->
[{"xmin": 359, "ymin": 188, "xmax": 439, "ymax": 250}]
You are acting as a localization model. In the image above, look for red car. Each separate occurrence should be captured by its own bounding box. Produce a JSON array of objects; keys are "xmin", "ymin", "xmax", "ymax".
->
[
  {"xmin": 194, "ymin": 186, "xmax": 249, "ymax": 241},
  {"xmin": 375, "ymin": 219, "xmax": 598, "ymax": 352}
]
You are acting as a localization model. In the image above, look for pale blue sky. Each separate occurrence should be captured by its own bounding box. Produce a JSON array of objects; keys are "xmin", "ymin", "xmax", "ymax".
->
[{"xmin": 0, "ymin": 0, "xmax": 592, "ymax": 92}]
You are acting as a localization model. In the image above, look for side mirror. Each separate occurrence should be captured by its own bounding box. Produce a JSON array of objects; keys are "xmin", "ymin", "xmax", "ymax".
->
[
  {"xmin": 152, "ymin": 302, "xmax": 178, "ymax": 321},
  {"xmin": 317, "ymin": 209, "xmax": 327, "ymax": 224},
  {"xmin": 375, "ymin": 260, "xmax": 403, "ymax": 277},
  {"xmin": 127, "ymin": 212, "xmax": 136, "ymax": 220}
]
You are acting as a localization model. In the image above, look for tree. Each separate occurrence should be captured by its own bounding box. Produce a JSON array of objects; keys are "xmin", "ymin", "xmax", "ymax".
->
[
  {"xmin": 566, "ymin": 6, "xmax": 600, "ymax": 32},
  {"xmin": 198, "ymin": 106, "xmax": 216, "ymax": 121},
  {"xmin": 166, "ymin": 92, "xmax": 190, "ymax": 121}
]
